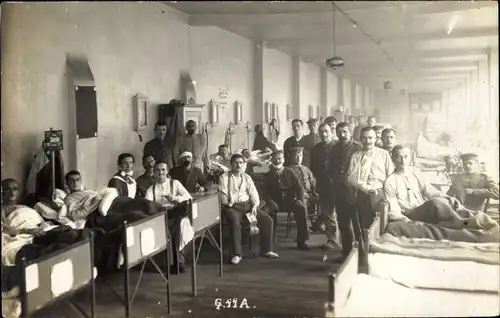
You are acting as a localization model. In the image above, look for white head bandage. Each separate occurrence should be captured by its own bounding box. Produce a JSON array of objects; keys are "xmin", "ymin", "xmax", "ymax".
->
[{"xmin": 179, "ymin": 151, "xmax": 193, "ymax": 159}]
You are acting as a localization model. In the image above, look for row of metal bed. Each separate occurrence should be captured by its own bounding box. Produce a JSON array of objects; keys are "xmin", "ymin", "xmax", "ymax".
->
[{"xmin": 7, "ymin": 193, "xmax": 222, "ymax": 318}]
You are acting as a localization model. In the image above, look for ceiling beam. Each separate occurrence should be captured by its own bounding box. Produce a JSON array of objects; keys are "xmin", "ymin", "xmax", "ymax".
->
[
  {"xmin": 184, "ymin": 1, "xmax": 497, "ymax": 26},
  {"xmin": 263, "ymin": 26, "xmax": 498, "ymax": 47}
]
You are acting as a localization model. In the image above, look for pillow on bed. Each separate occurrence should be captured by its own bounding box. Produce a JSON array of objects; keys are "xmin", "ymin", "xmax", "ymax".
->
[{"xmin": 97, "ymin": 187, "xmax": 118, "ymax": 216}]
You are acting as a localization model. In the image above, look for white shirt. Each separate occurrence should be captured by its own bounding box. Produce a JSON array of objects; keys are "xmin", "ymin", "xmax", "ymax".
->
[
  {"xmin": 219, "ymin": 171, "xmax": 259, "ymax": 206},
  {"xmin": 346, "ymin": 147, "xmax": 394, "ymax": 192},
  {"xmin": 384, "ymin": 168, "xmax": 443, "ymax": 220},
  {"xmin": 145, "ymin": 179, "xmax": 192, "ymax": 208}
]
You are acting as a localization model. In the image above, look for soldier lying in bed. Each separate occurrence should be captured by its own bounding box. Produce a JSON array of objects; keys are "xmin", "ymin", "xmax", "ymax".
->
[
  {"xmin": 383, "ymin": 145, "xmax": 473, "ymax": 226},
  {"xmin": 447, "ymin": 153, "xmax": 499, "ymax": 213}
]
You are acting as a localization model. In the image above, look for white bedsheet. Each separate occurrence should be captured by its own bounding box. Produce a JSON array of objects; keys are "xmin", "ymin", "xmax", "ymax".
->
[
  {"xmin": 338, "ymin": 274, "xmax": 500, "ymax": 317},
  {"xmin": 369, "ymin": 253, "xmax": 500, "ymax": 293}
]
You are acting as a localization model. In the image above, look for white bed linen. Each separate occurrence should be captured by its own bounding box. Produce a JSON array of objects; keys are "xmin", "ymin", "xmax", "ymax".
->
[
  {"xmin": 338, "ymin": 274, "xmax": 500, "ymax": 317},
  {"xmin": 369, "ymin": 253, "xmax": 500, "ymax": 292}
]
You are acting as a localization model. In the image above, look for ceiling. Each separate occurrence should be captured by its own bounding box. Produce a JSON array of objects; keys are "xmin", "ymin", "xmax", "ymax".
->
[{"xmin": 165, "ymin": 1, "xmax": 499, "ymax": 92}]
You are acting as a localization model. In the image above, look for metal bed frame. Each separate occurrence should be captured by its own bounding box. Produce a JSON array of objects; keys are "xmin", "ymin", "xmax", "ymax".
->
[
  {"xmin": 19, "ymin": 233, "xmax": 96, "ymax": 317},
  {"xmin": 100, "ymin": 211, "xmax": 172, "ymax": 317},
  {"xmin": 186, "ymin": 194, "xmax": 224, "ymax": 296}
]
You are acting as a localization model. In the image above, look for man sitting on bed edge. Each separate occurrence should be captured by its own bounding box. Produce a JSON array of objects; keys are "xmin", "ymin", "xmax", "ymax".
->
[
  {"xmin": 145, "ymin": 160, "xmax": 194, "ymax": 274},
  {"xmin": 384, "ymin": 145, "xmax": 487, "ymax": 228}
]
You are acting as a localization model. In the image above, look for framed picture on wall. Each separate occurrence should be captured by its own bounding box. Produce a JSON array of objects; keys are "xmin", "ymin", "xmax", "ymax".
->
[
  {"xmin": 272, "ymin": 103, "xmax": 279, "ymax": 120},
  {"xmin": 209, "ymin": 99, "xmax": 219, "ymax": 126},
  {"xmin": 234, "ymin": 100, "xmax": 243, "ymax": 124},
  {"xmin": 264, "ymin": 101, "xmax": 273, "ymax": 122},
  {"xmin": 316, "ymin": 105, "xmax": 320, "ymax": 119},
  {"xmin": 308, "ymin": 105, "xmax": 314, "ymax": 119}
]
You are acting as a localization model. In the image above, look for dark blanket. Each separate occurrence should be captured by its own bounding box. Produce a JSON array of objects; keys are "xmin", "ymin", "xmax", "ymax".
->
[
  {"xmin": 2, "ymin": 226, "xmax": 91, "ymax": 292},
  {"xmin": 386, "ymin": 219, "xmax": 499, "ymax": 243},
  {"xmin": 84, "ymin": 196, "xmax": 166, "ymax": 273}
]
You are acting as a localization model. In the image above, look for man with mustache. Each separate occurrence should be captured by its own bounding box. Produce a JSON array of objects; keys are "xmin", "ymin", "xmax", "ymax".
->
[
  {"xmin": 346, "ymin": 126, "xmax": 393, "ymax": 259},
  {"xmin": 447, "ymin": 153, "xmax": 499, "ymax": 212},
  {"xmin": 169, "ymin": 151, "xmax": 210, "ymax": 193},
  {"xmin": 263, "ymin": 150, "xmax": 310, "ymax": 250},
  {"xmin": 174, "ymin": 120, "xmax": 209, "ymax": 172},
  {"xmin": 136, "ymin": 154, "xmax": 156, "ymax": 198},
  {"xmin": 327, "ymin": 122, "xmax": 362, "ymax": 260}
]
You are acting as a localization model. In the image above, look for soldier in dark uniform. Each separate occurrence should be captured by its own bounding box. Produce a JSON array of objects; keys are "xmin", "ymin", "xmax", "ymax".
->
[
  {"xmin": 305, "ymin": 118, "xmax": 321, "ymax": 146},
  {"xmin": 283, "ymin": 119, "xmax": 310, "ymax": 167},
  {"xmin": 288, "ymin": 147, "xmax": 319, "ymax": 212},
  {"xmin": 143, "ymin": 121, "xmax": 171, "ymax": 167},
  {"xmin": 447, "ymin": 153, "xmax": 499, "ymax": 213},
  {"xmin": 263, "ymin": 150, "xmax": 310, "ymax": 250},
  {"xmin": 310, "ymin": 123, "xmax": 340, "ymax": 248},
  {"xmin": 136, "ymin": 154, "xmax": 156, "ymax": 198},
  {"xmin": 328, "ymin": 122, "xmax": 363, "ymax": 261}
]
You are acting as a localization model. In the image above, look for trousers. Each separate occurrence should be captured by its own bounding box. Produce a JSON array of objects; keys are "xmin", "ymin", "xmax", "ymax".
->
[{"xmin": 223, "ymin": 201, "xmax": 273, "ymax": 256}]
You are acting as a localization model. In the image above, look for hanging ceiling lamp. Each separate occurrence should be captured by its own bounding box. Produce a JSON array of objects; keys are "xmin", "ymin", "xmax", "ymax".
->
[{"xmin": 325, "ymin": 1, "xmax": 344, "ymax": 70}]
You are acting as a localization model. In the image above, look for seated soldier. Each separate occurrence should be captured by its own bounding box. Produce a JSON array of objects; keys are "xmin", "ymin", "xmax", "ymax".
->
[
  {"xmin": 219, "ymin": 153, "xmax": 279, "ymax": 265},
  {"xmin": 169, "ymin": 151, "xmax": 210, "ymax": 193},
  {"xmin": 136, "ymin": 154, "xmax": 156, "ymax": 198},
  {"xmin": 447, "ymin": 153, "xmax": 499, "ymax": 212},
  {"xmin": 108, "ymin": 153, "xmax": 137, "ymax": 199},
  {"xmin": 384, "ymin": 145, "xmax": 470, "ymax": 226},
  {"xmin": 373, "ymin": 125, "xmax": 385, "ymax": 148},
  {"xmin": 209, "ymin": 144, "xmax": 231, "ymax": 168},
  {"xmin": 145, "ymin": 160, "xmax": 193, "ymax": 274},
  {"xmin": 287, "ymin": 147, "xmax": 319, "ymax": 213},
  {"xmin": 263, "ymin": 150, "xmax": 310, "ymax": 250}
]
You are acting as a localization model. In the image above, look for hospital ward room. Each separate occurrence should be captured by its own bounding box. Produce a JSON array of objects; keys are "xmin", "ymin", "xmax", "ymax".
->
[{"xmin": 1, "ymin": 1, "xmax": 499, "ymax": 317}]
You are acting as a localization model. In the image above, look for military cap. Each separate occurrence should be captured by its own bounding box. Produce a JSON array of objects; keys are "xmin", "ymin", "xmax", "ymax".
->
[
  {"xmin": 324, "ymin": 116, "xmax": 337, "ymax": 124},
  {"xmin": 306, "ymin": 118, "xmax": 318, "ymax": 124},
  {"xmin": 460, "ymin": 153, "xmax": 479, "ymax": 161},
  {"xmin": 271, "ymin": 149, "xmax": 284, "ymax": 157}
]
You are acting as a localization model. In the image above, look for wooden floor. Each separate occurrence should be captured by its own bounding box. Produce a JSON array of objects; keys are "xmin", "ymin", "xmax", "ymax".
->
[{"xmin": 42, "ymin": 220, "xmax": 342, "ymax": 318}]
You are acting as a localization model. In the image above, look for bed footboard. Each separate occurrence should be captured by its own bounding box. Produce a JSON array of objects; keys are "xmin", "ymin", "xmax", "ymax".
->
[
  {"xmin": 360, "ymin": 213, "xmax": 381, "ymax": 270},
  {"xmin": 325, "ymin": 244, "xmax": 359, "ymax": 317},
  {"xmin": 19, "ymin": 233, "xmax": 96, "ymax": 317}
]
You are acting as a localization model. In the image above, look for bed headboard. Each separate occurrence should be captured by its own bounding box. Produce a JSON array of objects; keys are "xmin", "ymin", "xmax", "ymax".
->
[
  {"xmin": 123, "ymin": 212, "xmax": 169, "ymax": 269},
  {"xmin": 20, "ymin": 234, "xmax": 94, "ymax": 316}
]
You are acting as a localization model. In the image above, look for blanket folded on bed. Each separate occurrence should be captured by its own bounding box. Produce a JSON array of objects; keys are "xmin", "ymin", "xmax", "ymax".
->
[
  {"xmin": 371, "ymin": 233, "xmax": 500, "ymax": 264},
  {"xmin": 385, "ymin": 212, "xmax": 499, "ymax": 243}
]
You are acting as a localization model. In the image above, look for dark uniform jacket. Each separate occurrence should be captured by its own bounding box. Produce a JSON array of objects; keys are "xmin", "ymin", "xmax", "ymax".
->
[
  {"xmin": 169, "ymin": 166, "xmax": 209, "ymax": 193},
  {"xmin": 283, "ymin": 135, "xmax": 310, "ymax": 167},
  {"xmin": 263, "ymin": 167, "xmax": 305, "ymax": 207},
  {"xmin": 136, "ymin": 173, "xmax": 155, "ymax": 198},
  {"xmin": 328, "ymin": 140, "xmax": 362, "ymax": 202},
  {"xmin": 447, "ymin": 173, "xmax": 499, "ymax": 212},
  {"xmin": 310, "ymin": 140, "xmax": 336, "ymax": 196}
]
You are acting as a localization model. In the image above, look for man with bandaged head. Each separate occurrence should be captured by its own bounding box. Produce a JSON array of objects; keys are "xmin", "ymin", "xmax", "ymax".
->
[{"xmin": 169, "ymin": 151, "xmax": 210, "ymax": 193}]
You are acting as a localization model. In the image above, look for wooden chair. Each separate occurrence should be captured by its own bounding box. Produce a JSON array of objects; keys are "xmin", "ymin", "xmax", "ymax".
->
[{"xmin": 286, "ymin": 200, "xmax": 320, "ymax": 238}]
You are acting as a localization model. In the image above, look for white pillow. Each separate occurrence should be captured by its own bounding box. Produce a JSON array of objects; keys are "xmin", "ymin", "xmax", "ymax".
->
[{"xmin": 98, "ymin": 188, "xmax": 118, "ymax": 216}]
